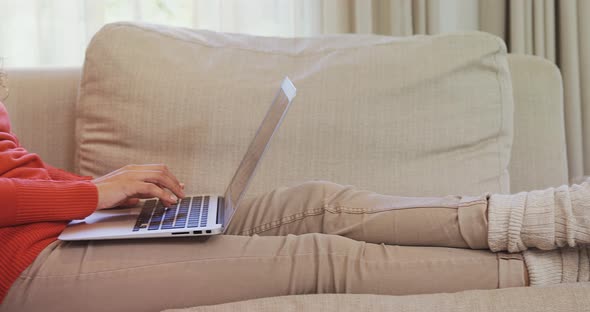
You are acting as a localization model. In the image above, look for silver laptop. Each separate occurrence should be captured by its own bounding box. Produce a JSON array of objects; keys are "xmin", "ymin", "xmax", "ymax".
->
[{"xmin": 59, "ymin": 77, "xmax": 296, "ymax": 241}]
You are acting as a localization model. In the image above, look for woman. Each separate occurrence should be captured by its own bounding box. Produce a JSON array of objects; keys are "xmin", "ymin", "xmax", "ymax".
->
[{"xmin": 0, "ymin": 74, "xmax": 587, "ymax": 311}]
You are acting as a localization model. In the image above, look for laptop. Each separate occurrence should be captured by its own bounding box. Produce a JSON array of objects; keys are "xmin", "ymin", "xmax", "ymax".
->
[{"xmin": 59, "ymin": 77, "xmax": 296, "ymax": 241}]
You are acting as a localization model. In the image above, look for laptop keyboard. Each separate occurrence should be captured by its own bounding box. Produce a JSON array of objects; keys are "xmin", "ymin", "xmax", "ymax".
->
[{"xmin": 133, "ymin": 196, "xmax": 210, "ymax": 231}]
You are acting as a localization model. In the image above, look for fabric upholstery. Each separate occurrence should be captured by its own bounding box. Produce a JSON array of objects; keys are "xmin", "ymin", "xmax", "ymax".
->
[
  {"xmin": 507, "ymin": 54, "xmax": 568, "ymax": 191},
  {"xmin": 75, "ymin": 22, "xmax": 514, "ymax": 198},
  {"xmin": 4, "ymin": 55, "xmax": 569, "ymax": 193},
  {"xmin": 164, "ymin": 283, "xmax": 590, "ymax": 312},
  {"xmin": 2, "ymin": 68, "xmax": 80, "ymax": 172}
]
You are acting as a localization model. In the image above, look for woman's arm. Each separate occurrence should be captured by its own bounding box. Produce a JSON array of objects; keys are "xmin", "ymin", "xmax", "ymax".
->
[
  {"xmin": 0, "ymin": 103, "xmax": 184, "ymax": 227},
  {"xmin": 0, "ymin": 104, "xmax": 99, "ymax": 226},
  {"xmin": 0, "ymin": 178, "xmax": 97, "ymax": 227},
  {"xmin": 45, "ymin": 165, "xmax": 93, "ymax": 182},
  {"xmin": 0, "ymin": 164, "xmax": 187, "ymax": 227}
]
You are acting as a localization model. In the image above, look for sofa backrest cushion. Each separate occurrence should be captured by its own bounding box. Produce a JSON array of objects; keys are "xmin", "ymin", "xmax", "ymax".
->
[{"xmin": 76, "ymin": 22, "xmax": 514, "ymax": 197}]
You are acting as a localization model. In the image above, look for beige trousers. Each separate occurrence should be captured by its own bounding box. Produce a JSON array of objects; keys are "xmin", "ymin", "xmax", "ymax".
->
[{"xmin": 1, "ymin": 181, "xmax": 526, "ymax": 312}]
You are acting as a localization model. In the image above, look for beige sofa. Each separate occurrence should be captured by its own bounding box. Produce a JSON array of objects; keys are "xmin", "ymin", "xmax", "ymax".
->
[{"xmin": 3, "ymin": 23, "xmax": 584, "ymax": 311}]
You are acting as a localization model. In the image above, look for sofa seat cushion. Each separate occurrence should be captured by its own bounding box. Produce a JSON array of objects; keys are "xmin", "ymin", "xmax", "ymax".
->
[
  {"xmin": 164, "ymin": 283, "xmax": 590, "ymax": 312},
  {"xmin": 76, "ymin": 22, "xmax": 513, "ymax": 197}
]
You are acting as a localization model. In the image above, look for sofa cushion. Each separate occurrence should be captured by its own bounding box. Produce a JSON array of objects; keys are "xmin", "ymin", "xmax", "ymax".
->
[
  {"xmin": 507, "ymin": 55, "xmax": 569, "ymax": 191},
  {"xmin": 76, "ymin": 22, "xmax": 513, "ymax": 197},
  {"xmin": 163, "ymin": 283, "xmax": 590, "ymax": 312}
]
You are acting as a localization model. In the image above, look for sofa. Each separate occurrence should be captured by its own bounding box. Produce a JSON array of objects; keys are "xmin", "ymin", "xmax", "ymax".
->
[{"xmin": 4, "ymin": 22, "xmax": 586, "ymax": 311}]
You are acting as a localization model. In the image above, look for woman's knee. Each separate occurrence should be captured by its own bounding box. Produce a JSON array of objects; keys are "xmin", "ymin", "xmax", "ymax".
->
[{"xmin": 291, "ymin": 180, "xmax": 347, "ymax": 201}]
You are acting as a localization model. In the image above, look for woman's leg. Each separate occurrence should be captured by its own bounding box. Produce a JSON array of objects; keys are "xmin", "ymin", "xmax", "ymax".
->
[
  {"xmin": 229, "ymin": 179, "xmax": 590, "ymax": 253},
  {"xmin": 0, "ymin": 234, "xmax": 526, "ymax": 312},
  {"xmin": 227, "ymin": 181, "xmax": 489, "ymax": 249}
]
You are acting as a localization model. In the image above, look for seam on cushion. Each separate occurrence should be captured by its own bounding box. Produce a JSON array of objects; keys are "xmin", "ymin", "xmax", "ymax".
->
[
  {"xmin": 75, "ymin": 22, "xmax": 123, "ymax": 176},
  {"xmin": 491, "ymin": 44, "xmax": 507, "ymax": 194},
  {"xmin": 17, "ymin": 252, "xmax": 492, "ymax": 280},
  {"xmin": 118, "ymin": 24, "xmax": 395, "ymax": 57},
  {"xmin": 104, "ymin": 23, "xmax": 503, "ymax": 58}
]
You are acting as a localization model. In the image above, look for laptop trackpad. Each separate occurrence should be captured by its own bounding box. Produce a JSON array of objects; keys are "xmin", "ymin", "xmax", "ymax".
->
[
  {"xmin": 71, "ymin": 207, "xmax": 139, "ymax": 224},
  {"xmin": 59, "ymin": 208, "xmax": 140, "ymax": 240}
]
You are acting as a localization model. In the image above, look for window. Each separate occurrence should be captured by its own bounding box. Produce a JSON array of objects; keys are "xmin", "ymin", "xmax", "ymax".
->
[
  {"xmin": 1, "ymin": 0, "xmax": 481, "ymax": 67},
  {"xmin": 0, "ymin": 0, "xmax": 310, "ymax": 66}
]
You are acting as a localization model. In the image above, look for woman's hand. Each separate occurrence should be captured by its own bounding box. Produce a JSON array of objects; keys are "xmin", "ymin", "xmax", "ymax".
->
[{"xmin": 92, "ymin": 164, "xmax": 186, "ymax": 210}]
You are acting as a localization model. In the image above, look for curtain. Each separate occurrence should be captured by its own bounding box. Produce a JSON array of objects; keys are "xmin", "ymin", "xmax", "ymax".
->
[
  {"xmin": 479, "ymin": 0, "xmax": 590, "ymax": 182},
  {"xmin": 312, "ymin": 0, "xmax": 441, "ymax": 36}
]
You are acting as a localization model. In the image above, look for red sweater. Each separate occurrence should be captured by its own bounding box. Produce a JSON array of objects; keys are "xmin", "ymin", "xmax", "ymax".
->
[{"xmin": 0, "ymin": 102, "xmax": 98, "ymax": 303}]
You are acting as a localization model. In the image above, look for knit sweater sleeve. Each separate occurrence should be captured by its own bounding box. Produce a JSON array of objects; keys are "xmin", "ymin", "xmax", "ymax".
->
[
  {"xmin": 0, "ymin": 102, "xmax": 98, "ymax": 227},
  {"xmin": 0, "ymin": 178, "xmax": 97, "ymax": 227},
  {"xmin": 45, "ymin": 165, "xmax": 94, "ymax": 182}
]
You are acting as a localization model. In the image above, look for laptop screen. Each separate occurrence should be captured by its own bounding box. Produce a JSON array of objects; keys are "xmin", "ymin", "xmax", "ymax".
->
[{"xmin": 221, "ymin": 77, "xmax": 297, "ymax": 229}]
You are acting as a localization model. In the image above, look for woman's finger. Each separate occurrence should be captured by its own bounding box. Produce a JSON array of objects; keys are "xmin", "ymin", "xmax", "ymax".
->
[
  {"xmin": 129, "ymin": 164, "xmax": 181, "ymax": 187},
  {"xmin": 96, "ymin": 164, "xmax": 184, "ymax": 193},
  {"xmin": 120, "ymin": 198, "xmax": 141, "ymax": 207},
  {"xmin": 125, "ymin": 170, "xmax": 184, "ymax": 198},
  {"xmin": 131, "ymin": 182, "xmax": 178, "ymax": 207},
  {"xmin": 93, "ymin": 165, "xmax": 134, "ymax": 182}
]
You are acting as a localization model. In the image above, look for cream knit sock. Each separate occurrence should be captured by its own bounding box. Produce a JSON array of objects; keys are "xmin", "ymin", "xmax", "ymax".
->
[
  {"xmin": 523, "ymin": 247, "xmax": 590, "ymax": 286},
  {"xmin": 488, "ymin": 178, "xmax": 590, "ymax": 252}
]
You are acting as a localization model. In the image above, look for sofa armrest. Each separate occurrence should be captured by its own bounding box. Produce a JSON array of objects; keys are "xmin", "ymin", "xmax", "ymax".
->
[
  {"xmin": 3, "ymin": 67, "xmax": 81, "ymax": 172},
  {"xmin": 507, "ymin": 55, "xmax": 569, "ymax": 192}
]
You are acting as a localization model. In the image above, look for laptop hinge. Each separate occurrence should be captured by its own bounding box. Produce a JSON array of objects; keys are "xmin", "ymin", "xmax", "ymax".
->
[{"xmin": 217, "ymin": 197, "xmax": 224, "ymax": 225}]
